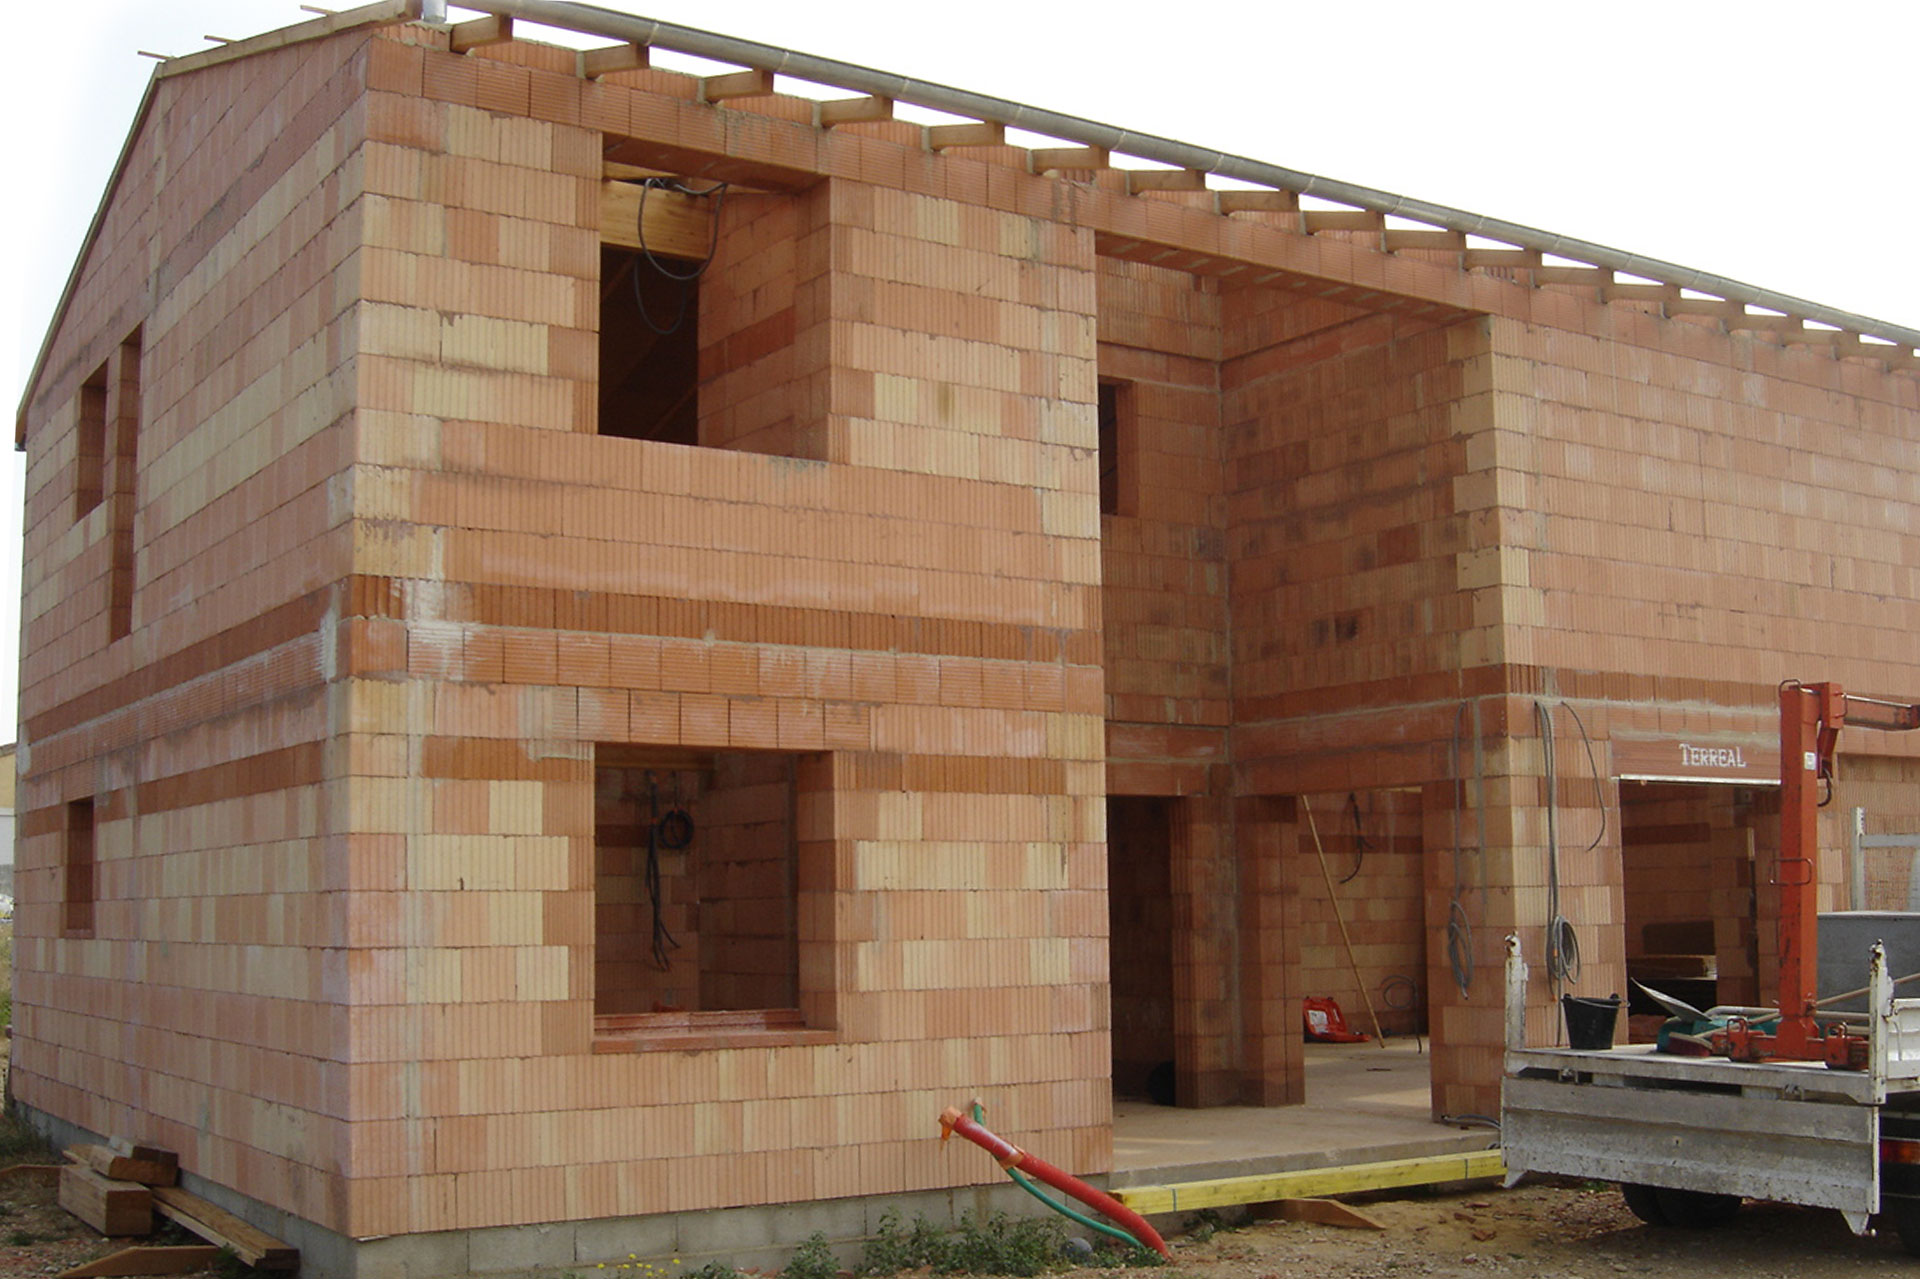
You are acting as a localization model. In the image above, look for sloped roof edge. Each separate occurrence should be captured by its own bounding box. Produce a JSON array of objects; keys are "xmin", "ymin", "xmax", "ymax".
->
[{"xmin": 13, "ymin": 0, "xmax": 422, "ymax": 447}]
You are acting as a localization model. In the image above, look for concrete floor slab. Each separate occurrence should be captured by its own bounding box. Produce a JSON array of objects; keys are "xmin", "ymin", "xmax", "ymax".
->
[{"xmin": 1108, "ymin": 1040, "xmax": 1499, "ymax": 1187}]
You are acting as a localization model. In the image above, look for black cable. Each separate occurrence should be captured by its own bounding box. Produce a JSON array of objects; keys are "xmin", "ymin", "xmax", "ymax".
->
[
  {"xmin": 1339, "ymin": 790, "xmax": 1372, "ymax": 884},
  {"xmin": 630, "ymin": 177, "xmax": 729, "ymax": 336},
  {"xmin": 645, "ymin": 773, "xmax": 681, "ymax": 971}
]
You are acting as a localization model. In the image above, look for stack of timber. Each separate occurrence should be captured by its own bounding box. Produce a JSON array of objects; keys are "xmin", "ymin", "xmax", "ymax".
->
[{"xmin": 55, "ymin": 1139, "xmax": 296, "ymax": 1270}]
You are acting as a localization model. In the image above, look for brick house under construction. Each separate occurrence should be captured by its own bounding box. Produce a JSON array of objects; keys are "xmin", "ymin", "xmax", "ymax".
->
[{"xmin": 14, "ymin": 1, "xmax": 1920, "ymax": 1272}]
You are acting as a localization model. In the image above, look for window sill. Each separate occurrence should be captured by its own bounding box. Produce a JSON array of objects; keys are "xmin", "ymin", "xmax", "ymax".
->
[{"xmin": 591, "ymin": 1009, "xmax": 834, "ymax": 1054}]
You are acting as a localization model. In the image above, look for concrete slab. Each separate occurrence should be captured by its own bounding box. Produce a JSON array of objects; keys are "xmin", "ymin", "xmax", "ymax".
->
[{"xmin": 1109, "ymin": 1040, "xmax": 1498, "ymax": 1187}]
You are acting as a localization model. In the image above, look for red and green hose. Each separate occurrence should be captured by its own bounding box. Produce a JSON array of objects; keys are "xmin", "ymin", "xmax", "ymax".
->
[{"xmin": 939, "ymin": 1102, "xmax": 1171, "ymax": 1259}]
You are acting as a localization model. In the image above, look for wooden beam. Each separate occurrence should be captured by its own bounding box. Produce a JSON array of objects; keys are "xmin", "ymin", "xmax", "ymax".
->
[
  {"xmin": 700, "ymin": 68, "xmax": 774, "ymax": 102},
  {"xmin": 1383, "ymin": 229, "xmax": 1465, "ymax": 251},
  {"xmin": 817, "ymin": 95, "xmax": 892, "ymax": 127},
  {"xmin": 151, "ymin": 1186, "xmax": 297, "ymax": 1269},
  {"xmin": 1603, "ymin": 282, "xmax": 1678, "ymax": 302},
  {"xmin": 1302, "ymin": 209, "xmax": 1386, "ymax": 233},
  {"xmin": 71, "ymin": 1144, "xmax": 178, "ymax": 1187},
  {"xmin": 57, "ymin": 1246, "xmax": 222, "ymax": 1278},
  {"xmin": 1032, "ymin": 146, "xmax": 1109, "ymax": 171},
  {"xmin": 1781, "ymin": 327, "xmax": 1847, "ymax": 345},
  {"xmin": 1110, "ymin": 1149, "xmax": 1506, "ymax": 1215},
  {"xmin": 1463, "ymin": 248, "xmax": 1540, "ymax": 268},
  {"xmin": 1666, "ymin": 298, "xmax": 1745, "ymax": 320},
  {"xmin": 1726, "ymin": 313, "xmax": 1800, "ymax": 332},
  {"xmin": 581, "ymin": 42, "xmax": 648, "ymax": 78},
  {"xmin": 927, "ymin": 121, "xmax": 1005, "ymax": 150},
  {"xmin": 59, "ymin": 1166, "xmax": 153, "ymax": 1237},
  {"xmin": 1125, "ymin": 169, "xmax": 1208, "ymax": 194},
  {"xmin": 1532, "ymin": 266, "xmax": 1612, "ymax": 286},
  {"xmin": 447, "ymin": 13, "xmax": 511, "ymax": 54},
  {"xmin": 1216, "ymin": 189, "xmax": 1300, "ymax": 214},
  {"xmin": 600, "ymin": 181, "xmax": 716, "ymax": 260}
]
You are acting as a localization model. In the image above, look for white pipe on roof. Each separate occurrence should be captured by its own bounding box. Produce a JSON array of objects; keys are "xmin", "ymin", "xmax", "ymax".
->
[{"xmin": 476, "ymin": 0, "xmax": 1920, "ymax": 352}]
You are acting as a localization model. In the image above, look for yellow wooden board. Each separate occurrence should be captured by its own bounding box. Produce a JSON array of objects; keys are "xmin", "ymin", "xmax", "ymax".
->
[{"xmin": 1112, "ymin": 1148, "xmax": 1506, "ymax": 1216}]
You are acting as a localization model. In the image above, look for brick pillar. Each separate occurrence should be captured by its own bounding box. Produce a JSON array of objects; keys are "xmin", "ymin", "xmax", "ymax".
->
[
  {"xmin": 1237, "ymin": 795, "xmax": 1301, "ymax": 1104},
  {"xmin": 1170, "ymin": 794, "xmax": 1238, "ymax": 1106}
]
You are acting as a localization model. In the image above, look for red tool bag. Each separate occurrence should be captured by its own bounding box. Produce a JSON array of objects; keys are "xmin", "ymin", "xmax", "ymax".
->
[{"xmin": 1303, "ymin": 995, "xmax": 1371, "ymax": 1043}]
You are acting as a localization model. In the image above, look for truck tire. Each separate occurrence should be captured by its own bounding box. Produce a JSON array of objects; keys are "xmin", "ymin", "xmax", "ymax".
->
[
  {"xmin": 1889, "ymin": 1198, "xmax": 1920, "ymax": 1257},
  {"xmin": 1652, "ymin": 1187, "xmax": 1740, "ymax": 1228},
  {"xmin": 1619, "ymin": 1183, "xmax": 1668, "ymax": 1226}
]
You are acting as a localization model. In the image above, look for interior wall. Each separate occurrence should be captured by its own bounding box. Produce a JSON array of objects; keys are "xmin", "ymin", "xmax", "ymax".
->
[{"xmin": 1297, "ymin": 789, "xmax": 1425, "ymax": 1037}]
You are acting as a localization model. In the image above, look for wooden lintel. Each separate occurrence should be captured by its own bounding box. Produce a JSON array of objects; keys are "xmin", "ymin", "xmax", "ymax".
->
[
  {"xmin": 601, "ymin": 181, "xmax": 716, "ymax": 260},
  {"xmin": 57, "ymin": 1245, "xmax": 223, "ymax": 1278},
  {"xmin": 1532, "ymin": 266, "xmax": 1611, "ymax": 286},
  {"xmin": 927, "ymin": 121, "xmax": 1006, "ymax": 150},
  {"xmin": 1782, "ymin": 327, "xmax": 1847, "ymax": 345},
  {"xmin": 700, "ymin": 68, "xmax": 775, "ymax": 103},
  {"xmin": 581, "ymin": 42, "xmax": 648, "ymax": 78},
  {"xmin": 1302, "ymin": 209, "xmax": 1386, "ymax": 233},
  {"xmin": 448, "ymin": 13, "xmax": 511, "ymax": 54},
  {"xmin": 1462, "ymin": 248, "xmax": 1539, "ymax": 268},
  {"xmin": 1604, "ymin": 282, "xmax": 1679, "ymax": 302},
  {"xmin": 1032, "ymin": 146, "xmax": 1109, "ymax": 172},
  {"xmin": 1216, "ymin": 189, "xmax": 1300, "ymax": 215},
  {"xmin": 817, "ymin": 95, "xmax": 892, "ymax": 127},
  {"xmin": 1383, "ymin": 229, "xmax": 1465, "ymax": 251},
  {"xmin": 1125, "ymin": 169, "xmax": 1207, "ymax": 194}
]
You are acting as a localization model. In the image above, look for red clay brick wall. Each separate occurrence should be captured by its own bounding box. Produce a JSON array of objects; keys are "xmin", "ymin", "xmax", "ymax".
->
[{"xmin": 14, "ymin": 28, "xmax": 378, "ymax": 1232}]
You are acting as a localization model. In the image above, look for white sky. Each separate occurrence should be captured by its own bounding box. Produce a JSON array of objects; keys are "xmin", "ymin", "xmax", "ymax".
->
[{"xmin": 3, "ymin": 0, "xmax": 1917, "ymax": 736}]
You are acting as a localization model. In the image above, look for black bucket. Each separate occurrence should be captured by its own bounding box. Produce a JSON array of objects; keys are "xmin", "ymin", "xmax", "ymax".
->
[{"xmin": 1562, "ymin": 993, "xmax": 1621, "ymax": 1050}]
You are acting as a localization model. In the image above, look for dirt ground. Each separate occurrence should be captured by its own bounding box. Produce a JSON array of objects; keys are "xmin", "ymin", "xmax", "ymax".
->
[{"xmin": 1101, "ymin": 1178, "xmax": 1917, "ymax": 1278}]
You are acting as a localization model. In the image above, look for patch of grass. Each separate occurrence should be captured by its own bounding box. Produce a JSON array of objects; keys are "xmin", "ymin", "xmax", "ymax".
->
[
  {"xmin": 0, "ymin": 1107, "xmax": 52, "ymax": 1168},
  {"xmin": 781, "ymin": 1231, "xmax": 838, "ymax": 1279},
  {"xmin": 7, "ymin": 1229, "xmax": 38, "ymax": 1247}
]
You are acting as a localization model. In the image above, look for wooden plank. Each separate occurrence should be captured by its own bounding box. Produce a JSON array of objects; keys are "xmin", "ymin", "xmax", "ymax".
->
[
  {"xmin": 817, "ymin": 95, "xmax": 892, "ymax": 127},
  {"xmin": 1383, "ymin": 229, "xmax": 1465, "ymax": 251},
  {"xmin": 700, "ymin": 69, "xmax": 774, "ymax": 102},
  {"xmin": 1125, "ymin": 169, "xmax": 1208, "ymax": 194},
  {"xmin": 106, "ymin": 1141, "xmax": 178, "ymax": 1168},
  {"xmin": 1665, "ymin": 297, "xmax": 1744, "ymax": 320},
  {"xmin": 1216, "ymin": 189, "xmax": 1300, "ymax": 214},
  {"xmin": 57, "ymin": 1245, "xmax": 221, "ymax": 1278},
  {"xmin": 1251, "ymin": 1198, "xmax": 1387, "ymax": 1230},
  {"xmin": 581, "ymin": 42, "xmax": 648, "ymax": 78},
  {"xmin": 600, "ymin": 181, "xmax": 716, "ymax": 261},
  {"xmin": 73, "ymin": 1145, "xmax": 178, "ymax": 1188},
  {"xmin": 151, "ymin": 1186, "xmax": 297, "ymax": 1269},
  {"xmin": 1726, "ymin": 313, "xmax": 1801, "ymax": 331},
  {"xmin": 1032, "ymin": 146, "xmax": 1109, "ymax": 171},
  {"xmin": 59, "ymin": 1166, "xmax": 152, "ymax": 1237},
  {"xmin": 926, "ymin": 121, "xmax": 1005, "ymax": 150},
  {"xmin": 1111, "ymin": 1149, "xmax": 1506, "ymax": 1216},
  {"xmin": 1302, "ymin": 210, "xmax": 1385, "ymax": 232},
  {"xmin": 0, "ymin": 1164, "xmax": 63, "ymax": 1185},
  {"xmin": 448, "ymin": 13, "xmax": 511, "ymax": 53}
]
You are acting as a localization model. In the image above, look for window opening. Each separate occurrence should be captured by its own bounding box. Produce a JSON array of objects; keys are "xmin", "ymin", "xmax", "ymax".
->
[
  {"xmin": 107, "ymin": 329, "xmax": 142, "ymax": 641},
  {"xmin": 1098, "ymin": 379, "xmax": 1134, "ymax": 516},
  {"xmin": 594, "ymin": 746, "xmax": 802, "ymax": 1018},
  {"xmin": 596, "ymin": 178, "xmax": 726, "ymax": 445},
  {"xmin": 74, "ymin": 363, "xmax": 108, "ymax": 521},
  {"xmin": 65, "ymin": 797, "xmax": 96, "ymax": 936}
]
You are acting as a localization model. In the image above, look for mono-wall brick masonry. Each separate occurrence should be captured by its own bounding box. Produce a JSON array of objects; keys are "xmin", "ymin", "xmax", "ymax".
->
[{"xmin": 20, "ymin": 8, "xmax": 1920, "ymax": 1266}]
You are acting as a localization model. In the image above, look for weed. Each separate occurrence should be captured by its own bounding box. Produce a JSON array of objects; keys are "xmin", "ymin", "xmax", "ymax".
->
[
  {"xmin": 0, "ymin": 1109, "xmax": 51, "ymax": 1169},
  {"xmin": 781, "ymin": 1231, "xmax": 838, "ymax": 1279},
  {"xmin": 861, "ymin": 1209, "xmax": 955, "ymax": 1273},
  {"xmin": 7, "ymin": 1230, "xmax": 37, "ymax": 1247},
  {"xmin": 941, "ymin": 1210, "xmax": 1064, "ymax": 1278},
  {"xmin": 214, "ymin": 1245, "xmax": 251, "ymax": 1279},
  {"xmin": 688, "ymin": 1263, "xmax": 743, "ymax": 1279}
]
